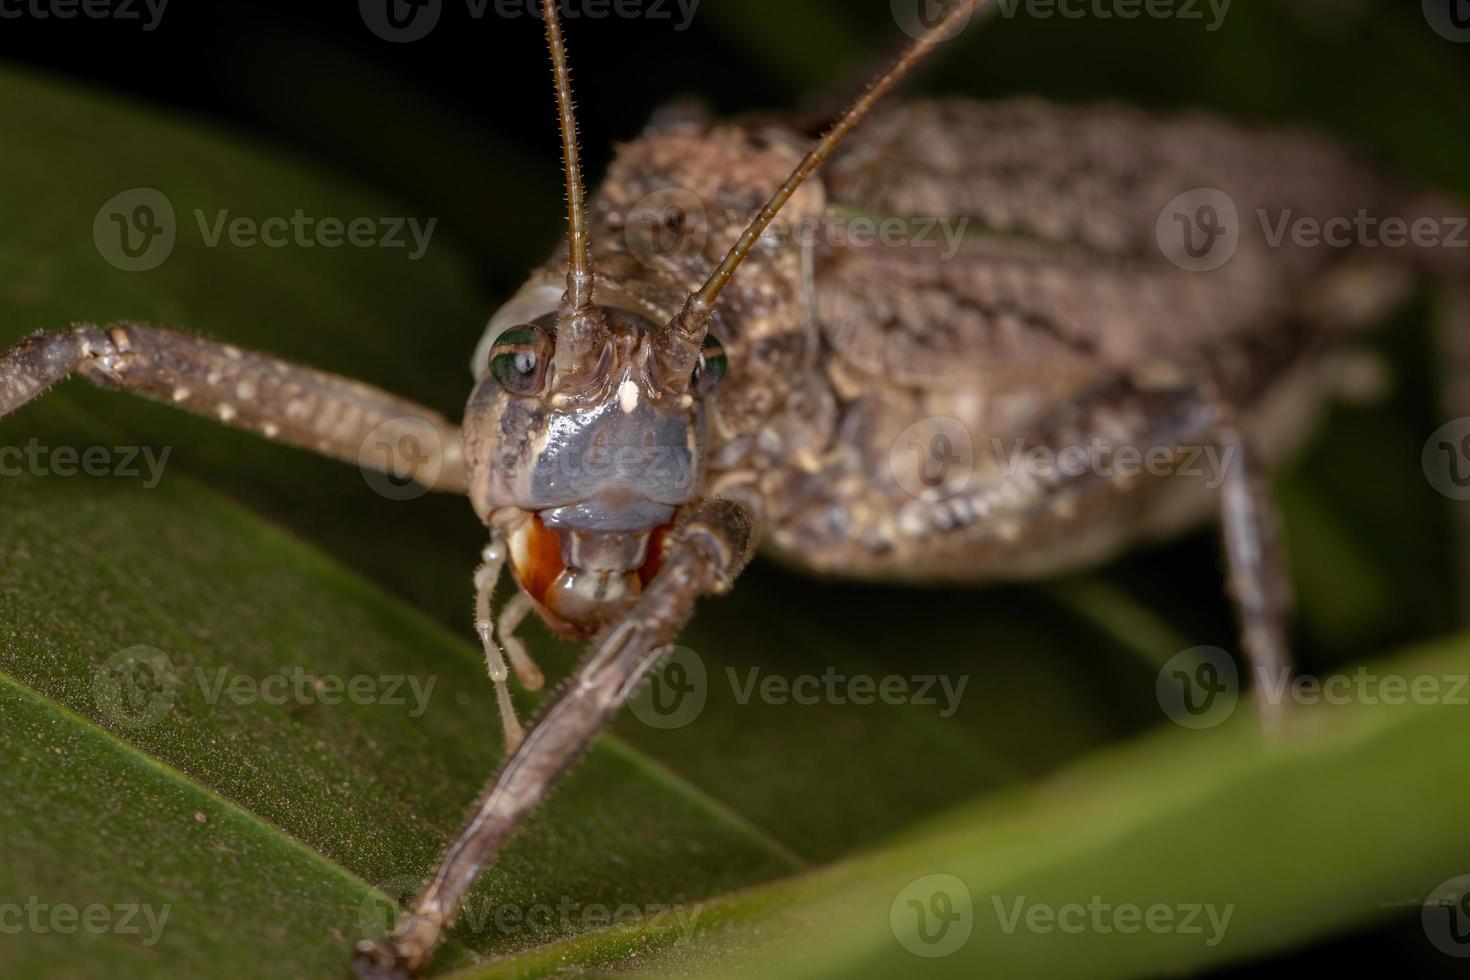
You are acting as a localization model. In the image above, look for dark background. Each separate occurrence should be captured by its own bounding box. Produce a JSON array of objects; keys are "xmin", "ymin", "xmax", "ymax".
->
[{"xmin": 2, "ymin": 0, "xmax": 1467, "ymax": 976}]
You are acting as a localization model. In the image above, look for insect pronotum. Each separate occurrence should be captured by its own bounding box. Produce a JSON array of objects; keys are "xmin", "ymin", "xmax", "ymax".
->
[{"xmin": 1, "ymin": 0, "xmax": 1466, "ymax": 976}]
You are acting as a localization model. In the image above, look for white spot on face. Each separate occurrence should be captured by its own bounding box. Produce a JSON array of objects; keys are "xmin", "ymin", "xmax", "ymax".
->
[
  {"xmin": 237, "ymin": 380, "xmax": 256, "ymax": 401},
  {"xmin": 262, "ymin": 422, "xmax": 280, "ymax": 438},
  {"xmin": 218, "ymin": 403, "xmax": 237, "ymax": 422},
  {"xmin": 223, "ymin": 345, "xmax": 242, "ymax": 359},
  {"xmin": 171, "ymin": 387, "xmax": 191, "ymax": 402},
  {"xmin": 618, "ymin": 378, "xmax": 639, "ymax": 415}
]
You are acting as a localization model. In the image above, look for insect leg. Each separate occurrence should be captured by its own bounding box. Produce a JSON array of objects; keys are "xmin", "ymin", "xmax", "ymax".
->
[
  {"xmin": 1037, "ymin": 369, "xmax": 1297, "ymax": 725},
  {"xmin": 1025, "ymin": 366, "xmax": 1297, "ymax": 724},
  {"xmin": 474, "ymin": 539, "xmax": 525, "ymax": 753},
  {"xmin": 1215, "ymin": 411, "xmax": 1293, "ymax": 730},
  {"xmin": 497, "ymin": 591, "xmax": 546, "ymax": 691},
  {"xmin": 354, "ymin": 498, "xmax": 756, "ymax": 979},
  {"xmin": 0, "ymin": 322, "xmax": 466, "ymax": 493},
  {"xmin": 850, "ymin": 344, "xmax": 1303, "ymax": 720}
]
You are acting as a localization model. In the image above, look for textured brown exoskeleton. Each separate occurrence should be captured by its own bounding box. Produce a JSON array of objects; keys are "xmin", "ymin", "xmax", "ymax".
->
[{"xmin": 1, "ymin": 1, "xmax": 1465, "ymax": 975}]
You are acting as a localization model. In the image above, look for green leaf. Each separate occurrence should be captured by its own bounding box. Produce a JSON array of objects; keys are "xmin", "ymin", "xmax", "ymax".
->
[{"xmin": 456, "ymin": 637, "xmax": 1470, "ymax": 979}]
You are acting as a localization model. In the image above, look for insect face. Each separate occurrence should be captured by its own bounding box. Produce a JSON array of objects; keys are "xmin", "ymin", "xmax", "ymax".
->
[{"xmin": 463, "ymin": 293, "xmax": 725, "ymax": 636}]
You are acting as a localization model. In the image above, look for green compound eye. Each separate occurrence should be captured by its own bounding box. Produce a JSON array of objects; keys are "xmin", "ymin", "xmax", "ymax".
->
[
  {"xmin": 489, "ymin": 325, "xmax": 552, "ymax": 396},
  {"xmin": 692, "ymin": 332, "xmax": 727, "ymax": 396}
]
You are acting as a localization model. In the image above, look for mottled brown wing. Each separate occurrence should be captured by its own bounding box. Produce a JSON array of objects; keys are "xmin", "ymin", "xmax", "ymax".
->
[{"xmin": 814, "ymin": 98, "xmax": 1401, "ymax": 399}]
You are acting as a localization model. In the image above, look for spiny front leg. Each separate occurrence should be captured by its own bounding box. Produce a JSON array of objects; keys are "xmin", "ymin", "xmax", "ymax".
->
[
  {"xmin": 354, "ymin": 498, "xmax": 756, "ymax": 979},
  {"xmin": 0, "ymin": 323, "xmax": 466, "ymax": 493}
]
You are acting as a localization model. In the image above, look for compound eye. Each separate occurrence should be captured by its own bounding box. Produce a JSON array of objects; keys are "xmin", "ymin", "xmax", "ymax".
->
[
  {"xmin": 691, "ymin": 332, "xmax": 728, "ymax": 396},
  {"xmin": 489, "ymin": 324, "xmax": 552, "ymax": 396}
]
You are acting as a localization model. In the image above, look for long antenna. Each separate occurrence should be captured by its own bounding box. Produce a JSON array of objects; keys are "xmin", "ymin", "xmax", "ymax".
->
[
  {"xmin": 659, "ymin": 0, "xmax": 987, "ymax": 386},
  {"xmin": 544, "ymin": 0, "xmax": 592, "ymax": 310}
]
